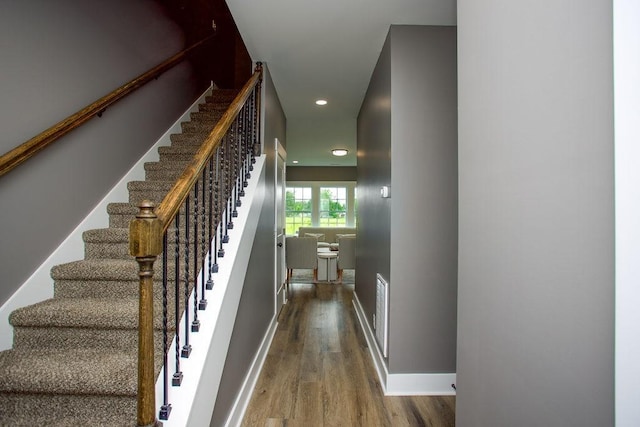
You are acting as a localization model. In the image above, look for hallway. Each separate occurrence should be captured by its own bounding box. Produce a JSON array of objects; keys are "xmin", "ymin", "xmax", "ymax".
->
[{"xmin": 241, "ymin": 282, "xmax": 456, "ymax": 426}]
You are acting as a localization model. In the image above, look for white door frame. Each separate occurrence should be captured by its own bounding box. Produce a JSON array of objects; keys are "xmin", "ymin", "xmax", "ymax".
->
[{"xmin": 274, "ymin": 138, "xmax": 287, "ymax": 315}]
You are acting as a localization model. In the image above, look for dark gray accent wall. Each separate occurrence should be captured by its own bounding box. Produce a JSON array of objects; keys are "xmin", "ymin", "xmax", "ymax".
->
[
  {"xmin": 357, "ymin": 26, "xmax": 457, "ymax": 374},
  {"xmin": 356, "ymin": 32, "xmax": 392, "ymax": 327},
  {"xmin": 0, "ymin": 1, "xmax": 200, "ymax": 306},
  {"xmin": 210, "ymin": 64, "xmax": 286, "ymax": 426},
  {"xmin": 286, "ymin": 166, "xmax": 357, "ymax": 182},
  {"xmin": 456, "ymin": 1, "xmax": 614, "ymax": 426}
]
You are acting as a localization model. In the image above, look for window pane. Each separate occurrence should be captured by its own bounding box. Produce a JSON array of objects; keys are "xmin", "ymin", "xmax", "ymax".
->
[
  {"xmin": 285, "ymin": 187, "xmax": 312, "ymax": 234},
  {"xmin": 319, "ymin": 187, "xmax": 347, "ymax": 227}
]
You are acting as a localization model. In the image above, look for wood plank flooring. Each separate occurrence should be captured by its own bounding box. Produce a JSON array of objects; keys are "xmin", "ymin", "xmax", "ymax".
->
[{"xmin": 241, "ymin": 282, "xmax": 456, "ymax": 426}]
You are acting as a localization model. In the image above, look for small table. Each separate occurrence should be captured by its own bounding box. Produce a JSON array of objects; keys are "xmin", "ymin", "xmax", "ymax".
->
[{"xmin": 317, "ymin": 248, "xmax": 338, "ymax": 282}]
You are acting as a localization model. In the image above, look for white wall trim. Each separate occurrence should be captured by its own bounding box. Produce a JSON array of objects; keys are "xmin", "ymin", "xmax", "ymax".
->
[
  {"xmin": 0, "ymin": 84, "xmax": 213, "ymax": 351},
  {"xmin": 224, "ymin": 314, "xmax": 278, "ymax": 427},
  {"xmin": 385, "ymin": 373, "xmax": 457, "ymax": 396},
  {"xmin": 614, "ymin": 1, "xmax": 640, "ymax": 425},
  {"xmin": 352, "ymin": 291, "xmax": 456, "ymax": 396}
]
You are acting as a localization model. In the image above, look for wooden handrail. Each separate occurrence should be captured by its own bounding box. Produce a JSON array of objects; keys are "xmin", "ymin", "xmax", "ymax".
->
[
  {"xmin": 129, "ymin": 63, "xmax": 262, "ymax": 427},
  {"xmin": 0, "ymin": 35, "xmax": 214, "ymax": 178},
  {"xmin": 155, "ymin": 64, "xmax": 262, "ymax": 233}
]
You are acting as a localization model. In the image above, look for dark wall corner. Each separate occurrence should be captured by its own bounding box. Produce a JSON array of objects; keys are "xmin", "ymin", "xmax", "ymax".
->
[{"xmin": 155, "ymin": 0, "xmax": 252, "ymax": 89}]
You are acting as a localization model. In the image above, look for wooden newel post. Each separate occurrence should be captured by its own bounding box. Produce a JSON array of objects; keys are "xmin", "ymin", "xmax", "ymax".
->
[
  {"xmin": 253, "ymin": 62, "xmax": 263, "ymax": 157},
  {"xmin": 130, "ymin": 200, "xmax": 163, "ymax": 427}
]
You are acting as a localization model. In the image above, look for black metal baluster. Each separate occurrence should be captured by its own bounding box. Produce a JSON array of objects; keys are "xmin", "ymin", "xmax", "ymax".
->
[
  {"xmin": 191, "ymin": 182, "xmax": 200, "ymax": 332},
  {"xmin": 250, "ymin": 89, "xmax": 258, "ymax": 163},
  {"xmin": 255, "ymin": 67, "xmax": 263, "ymax": 157},
  {"xmin": 227, "ymin": 127, "xmax": 235, "ymax": 230},
  {"xmin": 172, "ymin": 214, "xmax": 183, "ymax": 385},
  {"xmin": 223, "ymin": 134, "xmax": 232, "ymax": 240},
  {"xmin": 159, "ymin": 232, "xmax": 171, "ymax": 420},
  {"xmin": 207, "ymin": 156, "xmax": 216, "ymax": 289},
  {"xmin": 232, "ymin": 153, "xmax": 240, "ymax": 216},
  {"xmin": 235, "ymin": 108, "xmax": 244, "ymax": 202},
  {"xmin": 182, "ymin": 196, "xmax": 192, "ymax": 358},
  {"xmin": 199, "ymin": 165, "xmax": 208, "ymax": 309},
  {"xmin": 241, "ymin": 104, "xmax": 249, "ymax": 193},
  {"xmin": 236, "ymin": 107, "xmax": 247, "ymax": 201},
  {"xmin": 216, "ymin": 146, "xmax": 225, "ymax": 258}
]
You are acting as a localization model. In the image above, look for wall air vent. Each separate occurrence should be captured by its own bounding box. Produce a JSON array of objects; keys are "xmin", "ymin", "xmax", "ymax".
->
[{"xmin": 375, "ymin": 273, "xmax": 389, "ymax": 358}]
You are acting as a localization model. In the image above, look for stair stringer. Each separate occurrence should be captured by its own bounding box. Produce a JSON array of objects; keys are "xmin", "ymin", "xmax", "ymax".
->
[
  {"xmin": 0, "ymin": 84, "xmax": 213, "ymax": 351},
  {"xmin": 156, "ymin": 155, "xmax": 266, "ymax": 427}
]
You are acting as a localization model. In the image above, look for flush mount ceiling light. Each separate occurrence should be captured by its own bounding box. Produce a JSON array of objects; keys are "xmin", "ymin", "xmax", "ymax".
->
[
  {"xmin": 332, "ymin": 149, "xmax": 348, "ymax": 157},
  {"xmin": 292, "ymin": 160, "xmax": 299, "ymax": 164},
  {"xmin": 315, "ymin": 99, "xmax": 328, "ymax": 106}
]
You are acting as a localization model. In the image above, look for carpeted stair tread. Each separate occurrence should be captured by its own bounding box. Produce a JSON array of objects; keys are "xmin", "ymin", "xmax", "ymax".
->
[
  {"xmin": 145, "ymin": 164, "xmax": 190, "ymax": 181},
  {"xmin": 127, "ymin": 180, "xmax": 176, "ymax": 204},
  {"xmin": 9, "ymin": 297, "xmax": 143, "ymax": 330},
  {"xmin": 198, "ymin": 102, "xmax": 230, "ymax": 112},
  {"xmin": 107, "ymin": 203, "xmax": 139, "ymax": 228},
  {"xmin": 8, "ymin": 297, "xmax": 175, "ymax": 354},
  {"xmin": 83, "ymin": 228, "xmax": 130, "ymax": 259},
  {"xmin": 0, "ymin": 348, "xmax": 137, "ymax": 395},
  {"xmin": 158, "ymin": 145, "xmax": 202, "ymax": 156},
  {"xmin": 190, "ymin": 110, "xmax": 224, "ymax": 122},
  {"xmin": 83, "ymin": 227, "xmax": 128, "ymax": 243},
  {"xmin": 159, "ymin": 147, "xmax": 207, "ymax": 162},
  {"xmin": 52, "ymin": 258, "xmax": 139, "ymax": 281},
  {"xmin": 170, "ymin": 132, "xmax": 210, "ymax": 146},
  {"xmin": 84, "ymin": 229, "xmax": 209, "ymax": 261},
  {"xmin": 107, "ymin": 202, "xmax": 139, "ymax": 216},
  {"xmin": 84, "ymin": 226, "xmax": 201, "ymax": 246},
  {"xmin": 181, "ymin": 120, "xmax": 217, "ymax": 134},
  {"xmin": 51, "ymin": 258, "xmax": 189, "ymax": 284},
  {"xmin": 205, "ymin": 91, "xmax": 238, "ymax": 103},
  {"xmin": 0, "ymin": 413, "xmax": 135, "ymax": 427},
  {"xmin": 54, "ymin": 278, "xmax": 172, "ymax": 300},
  {"xmin": 145, "ymin": 160, "xmax": 190, "ymax": 172},
  {"xmin": 127, "ymin": 180, "xmax": 175, "ymax": 191},
  {"xmin": 107, "ymin": 201, "xmax": 217, "ymax": 228},
  {"xmin": 107, "ymin": 202, "xmax": 214, "ymax": 218}
]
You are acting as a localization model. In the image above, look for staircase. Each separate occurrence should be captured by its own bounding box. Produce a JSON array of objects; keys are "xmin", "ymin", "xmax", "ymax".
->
[{"xmin": 0, "ymin": 89, "xmax": 238, "ymax": 426}]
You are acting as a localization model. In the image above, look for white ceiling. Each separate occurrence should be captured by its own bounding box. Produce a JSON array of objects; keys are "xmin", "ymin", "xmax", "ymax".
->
[{"xmin": 225, "ymin": 0, "xmax": 457, "ymax": 166}]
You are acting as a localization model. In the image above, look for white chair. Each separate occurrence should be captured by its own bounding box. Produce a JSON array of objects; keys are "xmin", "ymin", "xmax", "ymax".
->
[
  {"xmin": 337, "ymin": 236, "xmax": 356, "ymax": 282},
  {"xmin": 285, "ymin": 236, "xmax": 318, "ymax": 286}
]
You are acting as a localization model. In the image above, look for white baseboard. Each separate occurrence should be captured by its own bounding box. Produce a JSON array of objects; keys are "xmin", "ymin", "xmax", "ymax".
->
[
  {"xmin": 0, "ymin": 85, "xmax": 213, "ymax": 351},
  {"xmin": 224, "ymin": 315, "xmax": 278, "ymax": 427},
  {"xmin": 352, "ymin": 291, "xmax": 456, "ymax": 396}
]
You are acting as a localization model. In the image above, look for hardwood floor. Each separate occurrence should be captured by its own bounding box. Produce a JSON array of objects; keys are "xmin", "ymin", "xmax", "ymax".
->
[{"xmin": 241, "ymin": 282, "xmax": 456, "ymax": 426}]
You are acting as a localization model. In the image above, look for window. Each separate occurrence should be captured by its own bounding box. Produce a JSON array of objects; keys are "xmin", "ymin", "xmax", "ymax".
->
[
  {"xmin": 285, "ymin": 187, "xmax": 312, "ymax": 235},
  {"xmin": 285, "ymin": 182, "xmax": 357, "ymax": 234}
]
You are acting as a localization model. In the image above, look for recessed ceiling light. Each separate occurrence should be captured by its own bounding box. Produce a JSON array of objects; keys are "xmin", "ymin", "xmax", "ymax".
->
[
  {"xmin": 292, "ymin": 160, "xmax": 299, "ymax": 164},
  {"xmin": 315, "ymin": 99, "xmax": 328, "ymax": 106},
  {"xmin": 332, "ymin": 149, "xmax": 348, "ymax": 157}
]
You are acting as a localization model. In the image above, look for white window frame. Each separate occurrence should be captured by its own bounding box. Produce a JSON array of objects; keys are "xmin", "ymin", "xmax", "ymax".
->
[{"xmin": 286, "ymin": 181, "xmax": 357, "ymax": 230}]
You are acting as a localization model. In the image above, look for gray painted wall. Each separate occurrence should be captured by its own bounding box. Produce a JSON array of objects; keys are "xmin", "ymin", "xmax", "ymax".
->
[
  {"xmin": 389, "ymin": 25, "xmax": 457, "ymax": 373},
  {"xmin": 456, "ymin": 1, "xmax": 614, "ymax": 426},
  {"xmin": 286, "ymin": 166, "xmax": 356, "ymax": 182},
  {"xmin": 357, "ymin": 26, "xmax": 458, "ymax": 374},
  {"xmin": 356, "ymin": 31, "xmax": 392, "ymax": 331},
  {"xmin": 0, "ymin": 1, "xmax": 200, "ymax": 306},
  {"xmin": 210, "ymin": 64, "xmax": 286, "ymax": 426}
]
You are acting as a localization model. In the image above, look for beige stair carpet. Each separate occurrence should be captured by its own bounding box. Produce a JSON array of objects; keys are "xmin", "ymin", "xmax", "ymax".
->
[{"xmin": 0, "ymin": 90, "xmax": 238, "ymax": 426}]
